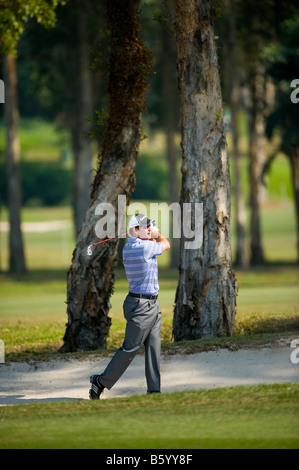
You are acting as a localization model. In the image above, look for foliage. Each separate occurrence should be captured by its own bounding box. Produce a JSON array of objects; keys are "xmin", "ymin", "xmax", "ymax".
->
[
  {"xmin": 262, "ymin": 15, "xmax": 299, "ymax": 153},
  {"xmin": 92, "ymin": 0, "xmax": 153, "ymax": 179},
  {"xmin": 0, "ymin": 0, "xmax": 67, "ymax": 56},
  {"xmin": 134, "ymin": 153, "xmax": 169, "ymax": 200},
  {"xmin": 0, "ymin": 160, "xmax": 71, "ymax": 206}
]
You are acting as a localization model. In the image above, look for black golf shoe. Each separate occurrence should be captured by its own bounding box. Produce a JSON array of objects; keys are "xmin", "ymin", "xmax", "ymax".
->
[{"xmin": 89, "ymin": 374, "xmax": 104, "ymax": 400}]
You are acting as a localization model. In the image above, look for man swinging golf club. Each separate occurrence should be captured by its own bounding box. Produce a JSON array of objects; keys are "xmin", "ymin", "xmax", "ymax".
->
[{"xmin": 89, "ymin": 213, "xmax": 170, "ymax": 399}]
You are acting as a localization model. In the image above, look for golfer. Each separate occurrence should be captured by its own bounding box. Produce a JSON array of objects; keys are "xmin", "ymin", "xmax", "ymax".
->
[{"xmin": 89, "ymin": 213, "xmax": 170, "ymax": 399}]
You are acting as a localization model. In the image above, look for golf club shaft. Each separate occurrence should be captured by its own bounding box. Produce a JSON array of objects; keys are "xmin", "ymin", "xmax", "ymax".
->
[{"xmin": 91, "ymin": 232, "xmax": 129, "ymax": 246}]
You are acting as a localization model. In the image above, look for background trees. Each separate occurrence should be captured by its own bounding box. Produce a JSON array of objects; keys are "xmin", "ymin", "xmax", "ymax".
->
[
  {"xmin": 3, "ymin": 53, "xmax": 26, "ymax": 273},
  {"xmin": 262, "ymin": 15, "xmax": 299, "ymax": 262},
  {"xmin": 0, "ymin": 0, "xmax": 298, "ymax": 347},
  {"xmin": 218, "ymin": 0, "xmax": 299, "ymax": 266},
  {"xmin": 0, "ymin": 0, "xmax": 66, "ymax": 273}
]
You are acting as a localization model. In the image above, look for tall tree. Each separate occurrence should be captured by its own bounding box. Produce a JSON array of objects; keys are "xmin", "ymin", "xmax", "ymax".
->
[
  {"xmin": 15, "ymin": 0, "xmax": 103, "ymax": 236},
  {"xmin": 221, "ymin": 0, "xmax": 247, "ymax": 267},
  {"xmin": 237, "ymin": 0, "xmax": 298, "ymax": 264},
  {"xmin": 0, "ymin": 0, "xmax": 66, "ymax": 273},
  {"xmin": 60, "ymin": 0, "xmax": 153, "ymax": 352},
  {"xmin": 160, "ymin": 0, "xmax": 180, "ymax": 267},
  {"xmin": 66, "ymin": 0, "xmax": 94, "ymax": 234},
  {"xmin": 3, "ymin": 54, "xmax": 26, "ymax": 273},
  {"xmin": 247, "ymin": 58, "xmax": 266, "ymax": 265},
  {"xmin": 237, "ymin": 2, "xmax": 267, "ymax": 266},
  {"xmin": 173, "ymin": 0, "xmax": 237, "ymax": 341},
  {"xmin": 263, "ymin": 15, "xmax": 299, "ymax": 263}
]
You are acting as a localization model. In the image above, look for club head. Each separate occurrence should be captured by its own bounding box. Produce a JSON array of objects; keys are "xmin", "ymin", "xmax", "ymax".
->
[{"xmin": 87, "ymin": 245, "xmax": 92, "ymax": 256}]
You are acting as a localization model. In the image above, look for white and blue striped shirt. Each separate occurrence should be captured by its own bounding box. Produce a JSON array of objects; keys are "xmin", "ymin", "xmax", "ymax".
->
[{"xmin": 122, "ymin": 237, "xmax": 163, "ymax": 296}]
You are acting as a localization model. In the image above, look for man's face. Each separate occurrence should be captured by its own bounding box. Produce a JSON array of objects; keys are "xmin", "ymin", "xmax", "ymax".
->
[{"xmin": 134, "ymin": 225, "xmax": 151, "ymax": 240}]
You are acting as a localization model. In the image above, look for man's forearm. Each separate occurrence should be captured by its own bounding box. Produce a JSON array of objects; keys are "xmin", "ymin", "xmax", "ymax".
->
[{"xmin": 151, "ymin": 232, "xmax": 170, "ymax": 252}]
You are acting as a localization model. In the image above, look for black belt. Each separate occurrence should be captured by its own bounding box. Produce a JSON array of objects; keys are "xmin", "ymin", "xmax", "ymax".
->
[{"xmin": 129, "ymin": 292, "xmax": 158, "ymax": 300}]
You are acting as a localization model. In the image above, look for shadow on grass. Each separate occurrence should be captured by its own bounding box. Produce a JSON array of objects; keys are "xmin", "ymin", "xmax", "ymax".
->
[{"xmin": 0, "ymin": 268, "xmax": 69, "ymax": 282}]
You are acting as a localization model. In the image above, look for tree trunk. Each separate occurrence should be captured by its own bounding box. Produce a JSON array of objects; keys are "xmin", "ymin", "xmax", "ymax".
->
[
  {"xmin": 4, "ymin": 54, "xmax": 26, "ymax": 274},
  {"xmin": 248, "ymin": 62, "xmax": 265, "ymax": 265},
  {"xmin": 223, "ymin": 0, "xmax": 247, "ymax": 266},
  {"xmin": 289, "ymin": 146, "xmax": 299, "ymax": 264},
  {"xmin": 160, "ymin": 8, "xmax": 180, "ymax": 268},
  {"xmin": 59, "ymin": 0, "xmax": 152, "ymax": 352},
  {"xmin": 69, "ymin": 0, "xmax": 94, "ymax": 235},
  {"xmin": 172, "ymin": 0, "xmax": 237, "ymax": 341},
  {"xmin": 232, "ymin": 104, "xmax": 247, "ymax": 267}
]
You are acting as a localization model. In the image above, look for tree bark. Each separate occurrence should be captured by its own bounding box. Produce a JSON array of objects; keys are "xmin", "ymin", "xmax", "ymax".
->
[
  {"xmin": 59, "ymin": 0, "xmax": 152, "ymax": 352},
  {"xmin": 73, "ymin": 0, "xmax": 94, "ymax": 235},
  {"xmin": 172, "ymin": 0, "xmax": 237, "ymax": 341},
  {"xmin": 66, "ymin": 0, "xmax": 94, "ymax": 236},
  {"xmin": 222, "ymin": 0, "xmax": 247, "ymax": 266},
  {"xmin": 160, "ymin": 7, "xmax": 180, "ymax": 268},
  {"xmin": 248, "ymin": 62, "xmax": 265, "ymax": 265},
  {"xmin": 4, "ymin": 54, "xmax": 26, "ymax": 274}
]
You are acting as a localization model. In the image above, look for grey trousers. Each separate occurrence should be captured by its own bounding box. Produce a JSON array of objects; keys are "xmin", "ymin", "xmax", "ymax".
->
[{"xmin": 99, "ymin": 294, "xmax": 162, "ymax": 392}]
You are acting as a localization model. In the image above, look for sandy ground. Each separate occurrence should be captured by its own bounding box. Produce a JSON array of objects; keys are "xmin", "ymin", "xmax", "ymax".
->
[{"xmin": 0, "ymin": 343, "xmax": 298, "ymax": 405}]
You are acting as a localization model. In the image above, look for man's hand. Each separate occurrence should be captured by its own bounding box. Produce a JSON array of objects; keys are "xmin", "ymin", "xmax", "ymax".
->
[
  {"xmin": 150, "ymin": 225, "xmax": 159, "ymax": 240},
  {"xmin": 150, "ymin": 226, "xmax": 170, "ymax": 252}
]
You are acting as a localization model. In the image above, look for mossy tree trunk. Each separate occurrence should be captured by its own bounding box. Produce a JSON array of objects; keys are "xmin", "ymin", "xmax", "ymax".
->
[
  {"xmin": 173, "ymin": 0, "xmax": 237, "ymax": 341},
  {"xmin": 60, "ymin": 0, "xmax": 152, "ymax": 352}
]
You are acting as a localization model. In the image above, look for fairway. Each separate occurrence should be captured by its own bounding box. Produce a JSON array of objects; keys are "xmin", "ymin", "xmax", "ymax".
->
[
  {"xmin": 0, "ymin": 197, "xmax": 298, "ymax": 451},
  {"xmin": 1, "ymin": 0, "xmax": 299, "ymax": 452},
  {"xmin": 0, "ymin": 384, "xmax": 298, "ymax": 449},
  {"xmin": 1, "ymin": 262, "xmax": 298, "ymax": 358}
]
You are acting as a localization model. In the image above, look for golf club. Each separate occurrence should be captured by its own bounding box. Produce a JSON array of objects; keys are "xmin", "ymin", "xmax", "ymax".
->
[{"xmin": 87, "ymin": 232, "xmax": 129, "ymax": 256}]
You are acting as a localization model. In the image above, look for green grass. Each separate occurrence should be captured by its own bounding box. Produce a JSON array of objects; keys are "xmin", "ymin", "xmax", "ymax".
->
[
  {"xmin": 0, "ymin": 384, "xmax": 298, "ymax": 449},
  {"xmin": 266, "ymin": 154, "xmax": 294, "ymax": 201},
  {"xmin": 0, "ymin": 206, "xmax": 74, "ymax": 270},
  {"xmin": 0, "ymin": 132, "xmax": 298, "ymax": 358},
  {"xmin": 230, "ymin": 202, "xmax": 297, "ymax": 263},
  {"xmin": 0, "ymin": 265, "xmax": 298, "ymax": 360},
  {"xmin": 0, "ymin": 202, "xmax": 298, "ymax": 360},
  {"xmin": 0, "ymin": 121, "xmax": 298, "ymax": 450}
]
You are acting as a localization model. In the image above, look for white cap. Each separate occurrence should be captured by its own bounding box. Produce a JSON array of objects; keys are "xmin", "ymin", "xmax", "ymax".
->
[{"xmin": 128, "ymin": 213, "xmax": 151, "ymax": 229}]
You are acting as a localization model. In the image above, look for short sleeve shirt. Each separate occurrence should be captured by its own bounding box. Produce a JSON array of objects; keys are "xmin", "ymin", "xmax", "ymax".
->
[{"xmin": 122, "ymin": 237, "xmax": 163, "ymax": 295}]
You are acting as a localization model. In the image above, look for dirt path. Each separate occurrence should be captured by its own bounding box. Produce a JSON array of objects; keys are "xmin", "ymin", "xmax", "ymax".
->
[
  {"xmin": 0, "ymin": 220, "xmax": 72, "ymax": 233},
  {"xmin": 0, "ymin": 345, "xmax": 298, "ymax": 405}
]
